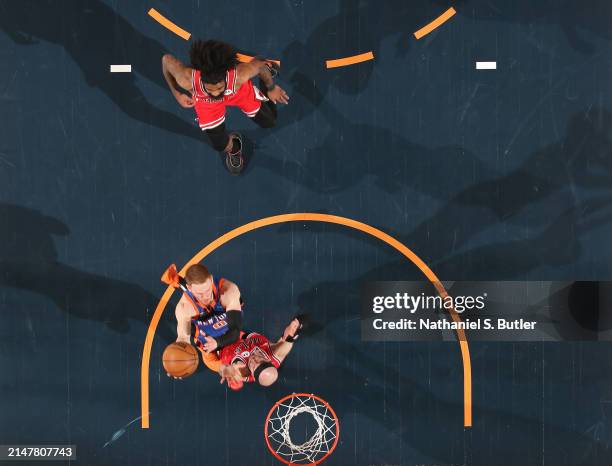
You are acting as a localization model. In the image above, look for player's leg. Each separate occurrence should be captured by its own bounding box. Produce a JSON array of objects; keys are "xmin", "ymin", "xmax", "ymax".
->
[
  {"xmin": 251, "ymin": 100, "xmax": 277, "ymax": 128},
  {"xmin": 196, "ymin": 103, "xmax": 244, "ymax": 174},
  {"xmin": 205, "ymin": 124, "xmax": 244, "ymax": 175},
  {"xmin": 240, "ymin": 80, "xmax": 277, "ymax": 129},
  {"xmin": 204, "ymin": 122, "xmax": 231, "ymax": 152},
  {"xmin": 252, "ymin": 78, "xmax": 277, "ymax": 128}
]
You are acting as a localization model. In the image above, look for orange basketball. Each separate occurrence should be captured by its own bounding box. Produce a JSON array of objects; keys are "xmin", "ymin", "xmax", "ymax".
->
[{"xmin": 162, "ymin": 342, "xmax": 199, "ymax": 378}]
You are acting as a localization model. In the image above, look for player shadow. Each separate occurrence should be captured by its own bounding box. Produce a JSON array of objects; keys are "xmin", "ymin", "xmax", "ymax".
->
[
  {"xmin": 0, "ymin": 0, "xmax": 436, "ymax": 152},
  {"xmin": 452, "ymin": 0, "xmax": 612, "ymax": 55},
  {"xmin": 271, "ymin": 197, "xmax": 610, "ymax": 344},
  {"xmin": 250, "ymin": 72, "xmax": 494, "ymax": 195},
  {"xmin": 278, "ymin": 0, "xmax": 460, "ymax": 92},
  {"xmin": 0, "ymin": 203, "xmax": 175, "ymax": 343},
  {"xmin": 253, "ymin": 0, "xmax": 461, "ymax": 133},
  {"xmin": 425, "ymin": 198, "xmax": 611, "ymax": 278},
  {"xmin": 444, "ymin": 106, "xmax": 612, "ymax": 222},
  {"xmin": 246, "ymin": 0, "xmax": 612, "ymax": 165},
  {"xmin": 379, "ymin": 108, "xmax": 611, "ymax": 277},
  {"xmin": 256, "ymin": 100, "xmax": 612, "ymax": 264},
  {"xmin": 269, "ymin": 72, "xmax": 611, "ymax": 202},
  {"xmin": 0, "ymin": 0, "xmax": 201, "ymax": 142}
]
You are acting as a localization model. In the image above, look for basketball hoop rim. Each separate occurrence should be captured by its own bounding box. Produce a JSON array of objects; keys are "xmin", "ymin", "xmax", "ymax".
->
[{"xmin": 264, "ymin": 393, "xmax": 340, "ymax": 466}]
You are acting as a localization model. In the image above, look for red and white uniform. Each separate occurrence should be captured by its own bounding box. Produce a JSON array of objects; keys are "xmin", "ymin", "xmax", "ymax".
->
[
  {"xmin": 191, "ymin": 68, "xmax": 268, "ymax": 130},
  {"xmin": 220, "ymin": 332, "xmax": 280, "ymax": 383}
]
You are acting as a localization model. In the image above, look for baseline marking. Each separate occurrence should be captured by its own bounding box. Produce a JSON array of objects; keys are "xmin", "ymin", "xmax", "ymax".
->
[
  {"xmin": 414, "ymin": 7, "xmax": 457, "ymax": 39},
  {"xmin": 110, "ymin": 65, "xmax": 132, "ymax": 73},
  {"xmin": 476, "ymin": 61, "xmax": 497, "ymax": 70},
  {"xmin": 140, "ymin": 213, "xmax": 473, "ymax": 428}
]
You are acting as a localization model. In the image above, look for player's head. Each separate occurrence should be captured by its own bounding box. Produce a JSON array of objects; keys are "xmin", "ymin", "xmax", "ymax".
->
[
  {"xmin": 253, "ymin": 362, "xmax": 278, "ymax": 387},
  {"xmin": 248, "ymin": 352, "xmax": 278, "ymax": 386},
  {"xmin": 185, "ymin": 264, "xmax": 213, "ymax": 303},
  {"xmin": 189, "ymin": 39, "xmax": 238, "ymax": 97}
]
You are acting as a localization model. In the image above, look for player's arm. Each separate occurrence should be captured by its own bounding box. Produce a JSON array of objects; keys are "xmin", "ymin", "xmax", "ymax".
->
[
  {"xmin": 219, "ymin": 279, "xmax": 242, "ymax": 311},
  {"xmin": 174, "ymin": 298, "xmax": 193, "ymax": 344},
  {"xmin": 236, "ymin": 58, "xmax": 289, "ymax": 104},
  {"xmin": 161, "ymin": 54, "xmax": 195, "ymax": 108},
  {"xmin": 202, "ymin": 280, "xmax": 243, "ymax": 352},
  {"xmin": 218, "ymin": 363, "xmax": 244, "ymax": 386}
]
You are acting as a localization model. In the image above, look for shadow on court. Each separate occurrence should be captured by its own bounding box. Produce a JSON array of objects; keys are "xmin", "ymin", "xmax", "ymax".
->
[
  {"xmin": 454, "ymin": 0, "xmax": 612, "ymax": 54},
  {"xmin": 0, "ymin": 203, "xmax": 174, "ymax": 343},
  {"xmin": 253, "ymin": 72, "xmax": 495, "ymax": 196},
  {"xmin": 0, "ymin": 0, "xmax": 200, "ymax": 142},
  {"xmin": 264, "ymin": 105, "xmax": 612, "ymax": 276}
]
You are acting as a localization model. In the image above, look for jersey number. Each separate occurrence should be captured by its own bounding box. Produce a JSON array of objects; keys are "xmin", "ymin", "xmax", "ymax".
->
[{"xmin": 212, "ymin": 321, "xmax": 227, "ymax": 330}]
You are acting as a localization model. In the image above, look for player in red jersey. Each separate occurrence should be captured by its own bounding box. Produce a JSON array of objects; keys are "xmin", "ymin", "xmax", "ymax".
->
[
  {"xmin": 161, "ymin": 40, "xmax": 289, "ymax": 174},
  {"xmin": 217, "ymin": 315, "xmax": 307, "ymax": 390}
]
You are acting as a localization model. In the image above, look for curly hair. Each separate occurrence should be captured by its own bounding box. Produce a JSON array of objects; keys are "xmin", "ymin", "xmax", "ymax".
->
[{"xmin": 189, "ymin": 39, "xmax": 238, "ymax": 84}]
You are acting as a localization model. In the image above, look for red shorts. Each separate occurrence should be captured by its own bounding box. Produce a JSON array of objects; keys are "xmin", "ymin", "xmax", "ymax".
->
[{"xmin": 193, "ymin": 76, "xmax": 268, "ymax": 131}]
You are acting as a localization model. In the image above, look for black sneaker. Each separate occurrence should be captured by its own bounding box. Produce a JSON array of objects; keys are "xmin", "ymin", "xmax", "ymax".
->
[{"xmin": 224, "ymin": 132, "xmax": 244, "ymax": 175}]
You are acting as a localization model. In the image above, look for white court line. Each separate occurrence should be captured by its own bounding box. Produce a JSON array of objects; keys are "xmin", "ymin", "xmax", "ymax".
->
[
  {"xmin": 476, "ymin": 61, "xmax": 496, "ymax": 70},
  {"xmin": 110, "ymin": 65, "xmax": 132, "ymax": 73}
]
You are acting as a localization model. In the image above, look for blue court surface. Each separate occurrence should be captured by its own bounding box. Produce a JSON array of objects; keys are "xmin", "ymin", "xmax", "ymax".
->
[{"xmin": 1, "ymin": 1, "xmax": 612, "ymax": 465}]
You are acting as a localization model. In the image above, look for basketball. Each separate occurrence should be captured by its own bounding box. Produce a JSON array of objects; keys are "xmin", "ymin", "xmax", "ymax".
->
[{"xmin": 163, "ymin": 342, "xmax": 199, "ymax": 378}]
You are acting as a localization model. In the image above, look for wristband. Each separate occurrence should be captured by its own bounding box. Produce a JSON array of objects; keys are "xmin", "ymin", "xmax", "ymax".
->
[{"xmin": 266, "ymin": 82, "xmax": 276, "ymax": 92}]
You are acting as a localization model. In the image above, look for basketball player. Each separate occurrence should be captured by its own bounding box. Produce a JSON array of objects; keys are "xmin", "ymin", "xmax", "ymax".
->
[
  {"xmin": 161, "ymin": 263, "xmax": 244, "ymax": 377},
  {"xmin": 217, "ymin": 315, "xmax": 306, "ymax": 390},
  {"xmin": 161, "ymin": 39, "xmax": 289, "ymax": 174}
]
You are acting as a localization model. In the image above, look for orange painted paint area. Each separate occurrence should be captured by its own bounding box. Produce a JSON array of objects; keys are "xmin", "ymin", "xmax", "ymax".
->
[
  {"xmin": 325, "ymin": 51, "xmax": 375, "ymax": 69},
  {"xmin": 236, "ymin": 53, "xmax": 281, "ymax": 67},
  {"xmin": 147, "ymin": 8, "xmax": 191, "ymax": 40},
  {"xmin": 414, "ymin": 7, "xmax": 457, "ymax": 39},
  {"xmin": 140, "ymin": 213, "xmax": 473, "ymax": 429}
]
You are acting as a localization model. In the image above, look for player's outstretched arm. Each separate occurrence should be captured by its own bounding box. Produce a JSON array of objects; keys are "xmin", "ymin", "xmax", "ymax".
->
[
  {"xmin": 174, "ymin": 299, "xmax": 192, "ymax": 344},
  {"xmin": 219, "ymin": 362, "xmax": 246, "ymax": 391},
  {"xmin": 161, "ymin": 54, "xmax": 195, "ymax": 108},
  {"xmin": 167, "ymin": 299, "xmax": 193, "ymax": 380},
  {"xmin": 236, "ymin": 58, "xmax": 289, "ymax": 104},
  {"xmin": 219, "ymin": 280, "xmax": 241, "ymax": 311},
  {"xmin": 270, "ymin": 315, "xmax": 307, "ymax": 364}
]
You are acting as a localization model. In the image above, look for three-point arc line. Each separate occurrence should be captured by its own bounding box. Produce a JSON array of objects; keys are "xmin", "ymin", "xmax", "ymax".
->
[
  {"xmin": 140, "ymin": 213, "xmax": 473, "ymax": 429},
  {"xmin": 325, "ymin": 51, "xmax": 375, "ymax": 69},
  {"xmin": 414, "ymin": 7, "xmax": 457, "ymax": 40},
  {"xmin": 147, "ymin": 8, "xmax": 191, "ymax": 40},
  {"xmin": 147, "ymin": 7, "xmax": 457, "ymax": 68}
]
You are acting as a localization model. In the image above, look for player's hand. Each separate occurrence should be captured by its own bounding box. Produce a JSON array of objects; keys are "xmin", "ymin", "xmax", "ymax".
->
[
  {"xmin": 218, "ymin": 365, "xmax": 236, "ymax": 385},
  {"xmin": 267, "ymin": 85, "xmax": 289, "ymax": 105},
  {"xmin": 202, "ymin": 336, "xmax": 218, "ymax": 353},
  {"xmin": 166, "ymin": 373, "xmax": 183, "ymax": 380},
  {"xmin": 175, "ymin": 92, "xmax": 194, "ymax": 108},
  {"xmin": 282, "ymin": 317, "xmax": 301, "ymax": 341},
  {"xmin": 264, "ymin": 60, "xmax": 279, "ymax": 77}
]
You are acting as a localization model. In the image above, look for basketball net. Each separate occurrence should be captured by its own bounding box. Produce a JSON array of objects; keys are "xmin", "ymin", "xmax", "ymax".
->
[{"xmin": 265, "ymin": 394, "xmax": 339, "ymax": 466}]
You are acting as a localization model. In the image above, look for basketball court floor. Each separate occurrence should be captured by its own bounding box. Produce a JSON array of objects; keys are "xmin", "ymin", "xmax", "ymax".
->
[{"xmin": 1, "ymin": 1, "xmax": 612, "ymax": 465}]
